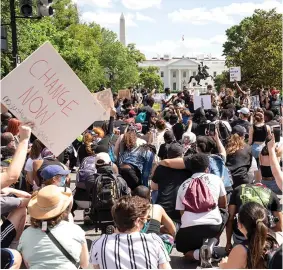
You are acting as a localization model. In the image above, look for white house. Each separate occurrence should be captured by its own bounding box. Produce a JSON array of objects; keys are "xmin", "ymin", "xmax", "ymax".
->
[{"xmin": 139, "ymin": 55, "xmax": 227, "ymax": 91}]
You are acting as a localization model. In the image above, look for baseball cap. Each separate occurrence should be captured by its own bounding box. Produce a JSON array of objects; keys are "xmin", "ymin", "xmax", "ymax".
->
[
  {"xmin": 237, "ymin": 107, "xmax": 250, "ymax": 115},
  {"xmin": 232, "ymin": 125, "xmax": 246, "ymax": 137},
  {"xmin": 40, "ymin": 165, "xmax": 70, "ymax": 180},
  {"xmin": 271, "ymin": 89, "xmax": 280, "ymax": 96},
  {"xmin": 129, "ymin": 110, "xmax": 136, "ymax": 117},
  {"xmin": 167, "ymin": 142, "xmax": 183, "ymax": 159},
  {"xmin": 95, "ymin": 152, "xmax": 111, "ymax": 166}
]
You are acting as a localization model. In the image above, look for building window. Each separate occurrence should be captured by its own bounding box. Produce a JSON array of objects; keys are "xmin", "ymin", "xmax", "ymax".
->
[
  {"xmin": 193, "ymin": 71, "xmax": 196, "ymax": 76},
  {"xmin": 183, "ymin": 71, "xmax": 186, "ymax": 78},
  {"xmin": 173, "ymin": 71, "xmax": 176, "ymax": 78},
  {"xmin": 161, "ymin": 71, "xmax": 164, "ymax": 77},
  {"xmin": 173, "ymin": 82, "xmax": 177, "ymax": 90},
  {"xmin": 213, "ymin": 71, "xmax": 217, "ymax": 77}
]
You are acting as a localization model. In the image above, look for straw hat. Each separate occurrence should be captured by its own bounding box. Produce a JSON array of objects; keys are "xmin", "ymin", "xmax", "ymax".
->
[{"xmin": 28, "ymin": 185, "xmax": 72, "ymax": 220}]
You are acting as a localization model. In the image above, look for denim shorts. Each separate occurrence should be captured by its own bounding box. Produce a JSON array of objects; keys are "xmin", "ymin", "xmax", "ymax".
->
[
  {"xmin": 251, "ymin": 143, "xmax": 264, "ymax": 159},
  {"xmin": 261, "ymin": 179, "xmax": 282, "ymax": 195}
]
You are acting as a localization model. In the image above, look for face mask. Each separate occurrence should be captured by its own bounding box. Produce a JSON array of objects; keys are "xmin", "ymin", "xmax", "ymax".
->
[{"xmin": 59, "ymin": 176, "xmax": 66, "ymax": 187}]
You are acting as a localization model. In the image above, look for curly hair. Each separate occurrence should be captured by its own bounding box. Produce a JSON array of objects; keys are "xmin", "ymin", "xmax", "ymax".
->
[
  {"xmin": 83, "ymin": 133, "xmax": 94, "ymax": 156},
  {"xmin": 30, "ymin": 139, "xmax": 45, "ymax": 160},
  {"xmin": 93, "ymin": 127, "xmax": 105, "ymax": 138},
  {"xmin": 254, "ymin": 112, "xmax": 264, "ymax": 124},
  {"xmin": 111, "ymin": 196, "xmax": 150, "ymax": 232},
  {"xmin": 123, "ymin": 130, "xmax": 137, "ymax": 150},
  {"xmin": 226, "ymin": 134, "xmax": 246, "ymax": 155}
]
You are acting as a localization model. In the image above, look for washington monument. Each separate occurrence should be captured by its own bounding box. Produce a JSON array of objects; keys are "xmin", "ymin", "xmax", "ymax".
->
[{"xmin": 120, "ymin": 13, "xmax": 126, "ymax": 46}]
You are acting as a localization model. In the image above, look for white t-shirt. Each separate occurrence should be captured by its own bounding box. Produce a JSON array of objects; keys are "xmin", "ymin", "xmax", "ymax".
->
[
  {"xmin": 176, "ymin": 173, "xmax": 226, "ymax": 228},
  {"xmin": 24, "ymin": 155, "xmax": 42, "ymax": 172},
  {"xmin": 90, "ymin": 232, "xmax": 170, "ymax": 269},
  {"xmin": 18, "ymin": 221, "xmax": 86, "ymax": 269}
]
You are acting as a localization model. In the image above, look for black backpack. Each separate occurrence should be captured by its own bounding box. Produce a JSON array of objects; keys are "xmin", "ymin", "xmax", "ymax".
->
[
  {"xmin": 216, "ymin": 121, "xmax": 231, "ymax": 146},
  {"xmin": 86, "ymin": 172, "xmax": 121, "ymax": 225}
]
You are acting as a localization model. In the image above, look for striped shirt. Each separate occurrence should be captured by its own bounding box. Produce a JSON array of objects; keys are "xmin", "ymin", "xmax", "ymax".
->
[{"xmin": 90, "ymin": 232, "xmax": 170, "ymax": 269}]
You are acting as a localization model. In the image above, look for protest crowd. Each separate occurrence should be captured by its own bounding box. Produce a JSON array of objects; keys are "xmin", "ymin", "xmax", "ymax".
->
[{"xmin": 1, "ymin": 81, "xmax": 283, "ymax": 269}]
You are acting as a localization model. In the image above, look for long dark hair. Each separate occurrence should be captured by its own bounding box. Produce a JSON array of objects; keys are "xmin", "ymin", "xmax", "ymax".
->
[{"xmin": 238, "ymin": 202, "xmax": 278, "ymax": 269}]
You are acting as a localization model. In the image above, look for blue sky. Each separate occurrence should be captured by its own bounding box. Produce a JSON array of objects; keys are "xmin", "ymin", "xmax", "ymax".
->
[{"xmin": 73, "ymin": 0, "xmax": 282, "ymax": 59}]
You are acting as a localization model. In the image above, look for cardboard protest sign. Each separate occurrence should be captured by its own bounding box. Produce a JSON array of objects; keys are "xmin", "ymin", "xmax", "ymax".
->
[
  {"xmin": 194, "ymin": 95, "xmax": 212, "ymax": 110},
  {"xmin": 1, "ymin": 42, "xmax": 105, "ymax": 156},
  {"xmin": 230, "ymin": 67, "xmax": 241, "ymax": 82},
  {"xmin": 1, "ymin": 103, "xmax": 8, "ymax": 114},
  {"xmin": 93, "ymin": 88, "xmax": 114, "ymax": 120},
  {"xmin": 251, "ymin": 95, "xmax": 260, "ymax": 109},
  {"xmin": 118, "ymin": 89, "xmax": 131, "ymax": 100}
]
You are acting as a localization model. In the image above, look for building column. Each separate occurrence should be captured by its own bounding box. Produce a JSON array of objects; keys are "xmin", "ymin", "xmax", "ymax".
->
[{"xmin": 168, "ymin": 69, "xmax": 171, "ymax": 89}]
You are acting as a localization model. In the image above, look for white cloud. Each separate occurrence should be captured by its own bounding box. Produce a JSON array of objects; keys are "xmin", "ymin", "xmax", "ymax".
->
[
  {"xmin": 137, "ymin": 35, "xmax": 227, "ymax": 59},
  {"xmin": 135, "ymin": 12, "xmax": 155, "ymax": 22},
  {"xmin": 122, "ymin": 0, "xmax": 162, "ymax": 10},
  {"xmin": 81, "ymin": 11, "xmax": 137, "ymax": 27},
  {"xmin": 73, "ymin": 0, "xmax": 113, "ymax": 8},
  {"xmin": 168, "ymin": 0, "xmax": 283, "ymax": 25}
]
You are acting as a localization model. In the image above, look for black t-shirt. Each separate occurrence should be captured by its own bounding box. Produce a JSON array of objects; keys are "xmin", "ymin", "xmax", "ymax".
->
[
  {"xmin": 229, "ymin": 184, "xmax": 281, "ymax": 236},
  {"xmin": 172, "ymin": 123, "xmax": 184, "ymax": 141},
  {"xmin": 226, "ymin": 145, "xmax": 253, "ymax": 188},
  {"xmin": 139, "ymin": 106, "xmax": 156, "ymax": 132},
  {"xmin": 231, "ymin": 119, "xmax": 251, "ymax": 134},
  {"xmin": 152, "ymin": 165, "xmax": 191, "ymax": 222}
]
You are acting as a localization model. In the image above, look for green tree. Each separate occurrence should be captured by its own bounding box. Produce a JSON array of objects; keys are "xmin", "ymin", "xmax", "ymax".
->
[
  {"xmin": 223, "ymin": 9, "xmax": 282, "ymax": 89},
  {"xmin": 127, "ymin": 43, "xmax": 146, "ymax": 65},
  {"xmin": 139, "ymin": 66, "xmax": 164, "ymax": 91},
  {"xmin": 214, "ymin": 71, "xmax": 231, "ymax": 93}
]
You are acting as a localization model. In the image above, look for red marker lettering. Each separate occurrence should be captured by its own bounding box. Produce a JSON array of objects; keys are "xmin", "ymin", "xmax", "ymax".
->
[
  {"xmin": 61, "ymin": 100, "xmax": 79, "ymax": 117},
  {"xmin": 35, "ymin": 105, "xmax": 56, "ymax": 125},
  {"xmin": 29, "ymin": 96, "xmax": 43, "ymax": 113},
  {"xmin": 18, "ymin": 86, "xmax": 38, "ymax": 105},
  {"xmin": 29, "ymin": 60, "xmax": 48, "ymax": 79},
  {"xmin": 57, "ymin": 91, "xmax": 70, "ymax": 106},
  {"xmin": 39, "ymin": 69, "xmax": 56, "ymax": 86}
]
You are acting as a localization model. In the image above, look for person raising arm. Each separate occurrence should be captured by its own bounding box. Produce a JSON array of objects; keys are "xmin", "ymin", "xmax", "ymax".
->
[
  {"xmin": 1, "ymin": 123, "xmax": 32, "ymax": 189},
  {"xmin": 267, "ymin": 135, "xmax": 283, "ymax": 192}
]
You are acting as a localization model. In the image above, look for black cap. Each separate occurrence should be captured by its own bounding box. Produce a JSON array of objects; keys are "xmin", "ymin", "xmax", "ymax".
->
[
  {"xmin": 167, "ymin": 142, "xmax": 183, "ymax": 158},
  {"xmin": 232, "ymin": 125, "xmax": 246, "ymax": 137}
]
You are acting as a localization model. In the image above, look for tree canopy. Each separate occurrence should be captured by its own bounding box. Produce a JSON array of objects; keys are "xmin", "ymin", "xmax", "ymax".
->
[
  {"xmin": 223, "ymin": 9, "xmax": 282, "ymax": 89},
  {"xmin": 138, "ymin": 66, "xmax": 164, "ymax": 91},
  {"xmin": 1, "ymin": 0, "xmax": 149, "ymax": 92}
]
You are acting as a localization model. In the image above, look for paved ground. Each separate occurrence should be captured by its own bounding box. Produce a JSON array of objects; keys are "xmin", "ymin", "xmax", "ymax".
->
[{"xmin": 70, "ymin": 173, "xmax": 227, "ymax": 269}]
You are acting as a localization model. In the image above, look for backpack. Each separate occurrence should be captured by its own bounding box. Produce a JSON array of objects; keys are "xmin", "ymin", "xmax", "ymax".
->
[
  {"xmin": 88, "ymin": 172, "xmax": 121, "ymax": 224},
  {"xmin": 209, "ymin": 154, "xmax": 233, "ymax": 191},
  {"xmin": 216, "ymin": 121, "xmax": 231, "ymax": 146},
  {"xmin": 135, "ymin": 111, "xmax": 147, "ymax": 123},
  {"xmin": 76, "ymin": 156, "xmax": 96, "ymax": 189},
  {"xmin": 182, "ymin": 175, "xmax": 216, "ymax": 213}
]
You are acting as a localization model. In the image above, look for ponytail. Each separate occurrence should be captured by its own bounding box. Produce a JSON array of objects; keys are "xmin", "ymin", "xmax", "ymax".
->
[{"xmin": 248, "ymin": 220, "xmax": 268, "ymax": 268}]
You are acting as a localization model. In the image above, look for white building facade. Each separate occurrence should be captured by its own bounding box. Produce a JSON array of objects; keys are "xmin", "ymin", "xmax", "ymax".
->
[{"xmin": 139, "ymin": 56, "xmax": 227, "ymax": 91}]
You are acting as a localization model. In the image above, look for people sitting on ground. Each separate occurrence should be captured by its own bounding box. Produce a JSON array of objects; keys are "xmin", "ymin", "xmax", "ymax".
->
[
  {"xmin": 18, "ymin": 185, "xmax": 89, "ymax": 269},
  {"xmin": 175, "ymin": 153, "xmax": 228, "ymax": 261},
  {"xmin": 89, "ymin": 196, "xmax": 171, "ymax": 269},
  {"xmin": 225, "ymin": 183, "xmax": 282, "ymax": 254},
  {"xmin": 219, "ymin": 202, "xmax": 283, "ymax": 269},
  {"xmin": 226, "ymin": 126, "xmax": 253, "ymax": 188},
  {"xmin": 116, "ymin": 126, "xmax": 155, "ymax": 189},
  {"xmin": 151, "ymin": 142, "xmax": 192, "ymax": 225},
  {"xmin": 132, "ymin": 186, "xmax": 176, "ymax": 237},
  {"xmin": 33, "ymin": 148, "xmax": 67, "ymax": 188},
  {"xmin": 77, "ymin": 131, "xmax": 96, "ymax": 164},
  {"xmin": 158, "ymin": 130, "xmax": 176, "ymax": 160},
  {"xmin": 24, "ymin": 139, "xmax": 44, "ymax": 192}
]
